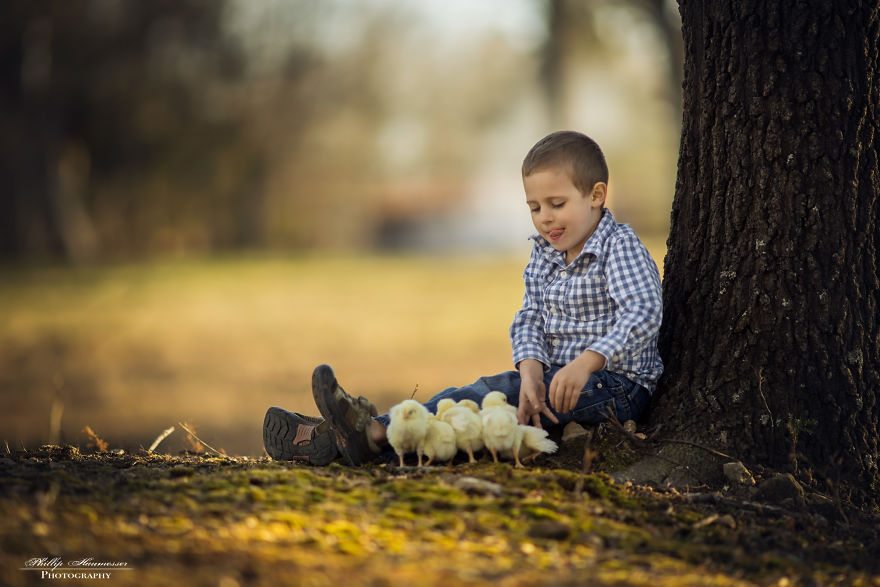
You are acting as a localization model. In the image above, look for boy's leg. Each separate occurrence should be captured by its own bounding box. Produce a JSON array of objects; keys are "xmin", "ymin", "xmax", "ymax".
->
[
  {"xmin": 262, "ymin": 407, "xmax": 338, "ymax": 465},
  {"xmin": 265, "ymin": 365, "xmax": 524, "ymax": 466},
  {"xmin": 540, "ymin": 368, "xmax": 650, "ymax": 428},
  {"xmin": 312, "ymin": 364, "xmax": 382, "ymax": 466},
  {"xmin": 373, "ymin": 370, "xmax": 523, "ymax": 428}
]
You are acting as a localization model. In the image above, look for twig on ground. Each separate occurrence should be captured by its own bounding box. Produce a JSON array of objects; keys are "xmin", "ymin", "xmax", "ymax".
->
[
  {"xmin": 4, "ymin": 440, "xmax": 10, "ymax": 454},
  {"xmin": 682, "ymin": 491, "xmax": 788, "ymax": 516},
  {"xmin": 660, "ymin": 439, "xmax": 736, "ymax": 461},
  {"xmin": 410, "ymin": 384, "xmax": 419, "ymax": 400},
  {"xmin": 81, "ymin": 426, "xmax": 109, "ymax": 452},
  {"xmin": 178, "ymin": 422, "xmax": 228, "ymax": 459},
  {"xmin": 49, "ymin": 397, "xmax": 64, "ymax": 445},
  {"xmin": 148, "ymin": 426, "xmax": 176, "ymax": 453},
  {"xmin": 574, "ymin": 425, "xmax": 598, "ymax": 495}
]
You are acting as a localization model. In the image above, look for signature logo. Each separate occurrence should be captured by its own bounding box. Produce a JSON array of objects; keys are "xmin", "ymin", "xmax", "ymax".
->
[{"xmin": 22, "ymin": 557, "xmax": 131, "ymax": 580}]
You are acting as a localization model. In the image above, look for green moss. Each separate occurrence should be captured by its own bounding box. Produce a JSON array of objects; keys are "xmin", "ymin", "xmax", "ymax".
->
[
  {"xmin": 520, "ymin": 505, "xmax": 565, "ymax": 521},
  {"xmin": 0, "ymin": 450, "xmax": 876, "ymax": 586}
]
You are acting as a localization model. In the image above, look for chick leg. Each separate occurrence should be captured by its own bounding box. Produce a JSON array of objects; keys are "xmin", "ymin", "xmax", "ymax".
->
[
  {"xmin": 424, "ymin": 455, "xmax": 434, "ymax": 467},
  {"xmin": 489, "ymin": 447, "xmax": 499, "ymax": 464},
  {"xmin": 417, "ymin": 450, "xmax": 423, "ymax": 467},
  {"xmin": 397, "ymin": 452, "xmax": 405, "ymax": 467},
  {"xmin": 466, "ymin": 446, "xmax": 476, "ymax": 464},
  {"xmin": 513, "ymin": 445, "xmax": 524, "ymax": 469}
]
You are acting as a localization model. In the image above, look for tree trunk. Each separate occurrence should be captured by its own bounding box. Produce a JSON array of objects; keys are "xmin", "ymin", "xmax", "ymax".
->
[{"xmin": 652, "ymin": 1, "xmax": 880, "ymax": 501}]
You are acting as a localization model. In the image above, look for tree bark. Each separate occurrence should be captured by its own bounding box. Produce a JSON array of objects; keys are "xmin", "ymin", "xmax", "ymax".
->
[{"xmin": 652, "ymin": 1, "xmax": 880, "ymax": 500}]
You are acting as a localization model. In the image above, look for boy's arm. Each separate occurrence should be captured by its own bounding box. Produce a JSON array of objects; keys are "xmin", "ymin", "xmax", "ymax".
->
[
  {"xmin": 517, "ymin": 358, "xmax": 559, "ymax": 427},
  {"xmin": 510, "ymin": 246, "xmax": 557, "ymax": 426},
  {"xmin": 587, "ymin": 232, "xmax": 662, "ymax": 373},
  {"xmin": 510, "ymin": 247, "xmax": 551, "ymax": 370},
  {"xmin": 548, "ymin": 349, "xmax": 606, "ymax": 414}
]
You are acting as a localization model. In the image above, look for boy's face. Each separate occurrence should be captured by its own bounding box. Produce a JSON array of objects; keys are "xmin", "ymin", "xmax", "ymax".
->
[{"xmin": 523, "ymin": 166, "xmax": 606, "ymax": 264}]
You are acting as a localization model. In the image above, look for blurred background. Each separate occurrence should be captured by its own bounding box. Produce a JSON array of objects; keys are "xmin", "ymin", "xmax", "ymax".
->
[{"xmin": 0, "ymin": 0, "xmax": 681, "ymax": 456}]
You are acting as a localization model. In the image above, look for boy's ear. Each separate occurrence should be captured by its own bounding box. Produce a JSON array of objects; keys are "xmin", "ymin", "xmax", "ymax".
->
[{"xmin": 591, "ymin": 182, "xmax": 607, "ymax": 207}]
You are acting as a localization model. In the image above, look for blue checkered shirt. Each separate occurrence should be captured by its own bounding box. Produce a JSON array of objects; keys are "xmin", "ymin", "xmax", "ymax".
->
[{"xmin": 510, "ymin": 210, "xmax": 663, "ymax": 392}]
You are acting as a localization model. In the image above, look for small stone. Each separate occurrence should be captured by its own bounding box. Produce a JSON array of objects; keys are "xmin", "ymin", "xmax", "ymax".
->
[
  {"xmin": 692, "ymin": 513, "xmax": 736, "ymax": 530},
  {"xmin": 755, "ymin": 473, "xmax": 805, "ymax": 504},
  {"xmin": 562, "ymin": 422, "xmax": 589, "ymax": 442},
  {"xmin": 453, "ymin": 476, "xmax": 503, "ymax": 497},
  {"xmin": 718, "ymin": 514, "xmax": 737, "ymax": 529},
  {"xmin": 723, "ymin": 461, "xmax": 756, "ymax": 486}
]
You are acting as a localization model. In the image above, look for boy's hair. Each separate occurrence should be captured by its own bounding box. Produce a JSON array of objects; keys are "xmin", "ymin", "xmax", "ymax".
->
[{"xmin": 522, "ymin": 130, "xmax": 609, "ymax": 195}]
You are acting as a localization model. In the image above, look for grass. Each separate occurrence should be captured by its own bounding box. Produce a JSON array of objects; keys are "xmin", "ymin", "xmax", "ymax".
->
[
  {"xmin": 0, "ymin": 245, "xmax": 665, "ymax": 456},
  {"xmin": 0, "ymin": 253, "xmax": 529, "ymax": 455}
]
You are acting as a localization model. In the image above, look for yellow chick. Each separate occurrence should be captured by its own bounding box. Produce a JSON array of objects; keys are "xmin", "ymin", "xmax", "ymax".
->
[
  {"xmin": 435, "ymin": 398, "xmax": 456, "ymax": 419},
  {"xmin": 387, "ymin": 399, "xmax": 429, "ymax": 466},
  {"xmin": 420, "ymin": 415, "xmax": 457, "ymax": 466},
  {"xmin": 457, "ymin": 399, "xmax": 480, "ymax": 415},
  {"xmin": 438, "ymin": 398, "xmax": 483, "ymax": 463},
  {"xmin": 505, "ymin": 425, "xmax": 558, "ymax": 463},
  {"xmin": 480, "ymin": 391, "xmax": 523, "ymax": 467},
  {"xmin": 482, "ymin": 391, "xmax": 517, "ymax": 416}
]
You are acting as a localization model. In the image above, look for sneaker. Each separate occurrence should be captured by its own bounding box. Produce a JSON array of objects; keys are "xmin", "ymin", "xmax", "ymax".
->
[
  {"xmin": 311, "ymin": 364, "xmax": 379, "ymax": 466},
  {"xmin": 262, "ymin": 407, "xmax": 338, "ymax": 465}
]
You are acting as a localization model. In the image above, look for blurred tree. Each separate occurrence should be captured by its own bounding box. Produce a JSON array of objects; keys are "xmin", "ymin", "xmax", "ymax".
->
[
  {"xmin": 540, "ymin": 0, "xmax": 682, "ymax": 125},
  {"xmin": 0, "ymin": 1, "xmax": 540, "ymax": 259},
  {"xmin": 653, "ymin": 1, "xmax": 879, "ymax": 503},
  {"xmin": 0, "ymin": 1, "xmax": 257, "ymax": 260}
]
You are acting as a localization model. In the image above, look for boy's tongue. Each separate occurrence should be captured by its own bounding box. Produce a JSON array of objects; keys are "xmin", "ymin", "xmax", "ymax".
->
[{"xmin": 548, "ymin": 228, "xmax": 564, "ymax": 240}]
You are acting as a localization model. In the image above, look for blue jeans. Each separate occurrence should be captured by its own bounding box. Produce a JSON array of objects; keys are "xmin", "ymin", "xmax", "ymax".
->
[{"xmin": 375, "ymin": 367, "xmax": 649, "ymax": 431}]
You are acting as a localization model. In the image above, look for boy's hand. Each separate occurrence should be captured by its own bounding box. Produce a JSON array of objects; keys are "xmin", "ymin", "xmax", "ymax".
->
[
  {"xmin": 549, "ymin": 350, "xmax": 606, "ymax": 414},
  {"xmin": 517, "ymin": 359, "xmax": 558, "ymax": 428}
]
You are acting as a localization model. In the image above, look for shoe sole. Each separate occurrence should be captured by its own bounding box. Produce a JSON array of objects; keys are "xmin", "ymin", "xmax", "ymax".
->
[
  {"xmin": 262, "ymin": 407, "xmax": 337, "ymax": 465},
  {"xmin": 311, "ymin": 364, "xmax": 372, "ymax": 466}
]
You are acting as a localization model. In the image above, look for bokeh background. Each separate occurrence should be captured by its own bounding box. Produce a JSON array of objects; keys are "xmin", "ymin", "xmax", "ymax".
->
[{"xmin": 1, "ymin": 0, "xmax": 682, "ymax": 456}]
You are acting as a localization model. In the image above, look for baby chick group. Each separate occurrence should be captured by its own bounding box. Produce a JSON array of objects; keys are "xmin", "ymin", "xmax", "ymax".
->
[{"xmin": 387, "ymin": 391, "xmax": 557, "ymax": 468}]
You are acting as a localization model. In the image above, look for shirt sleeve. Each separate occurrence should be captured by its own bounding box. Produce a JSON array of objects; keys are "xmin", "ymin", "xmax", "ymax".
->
[
  {"xmin": 587, "ymin": 232, "xmax": 662, "ymax": 371},
  {"xmin": 510, "ymin": 244, "xmax": 551, "ymax": 369}
]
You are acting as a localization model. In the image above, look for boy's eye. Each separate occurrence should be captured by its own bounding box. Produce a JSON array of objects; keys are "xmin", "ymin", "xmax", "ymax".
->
[
  {"xmin": 529, "ymin": 207, "xmax": 540, "ymax": 213},
  {"xmin": 551, "ymin": 202, "xmax": 565, "ymax": 209}
]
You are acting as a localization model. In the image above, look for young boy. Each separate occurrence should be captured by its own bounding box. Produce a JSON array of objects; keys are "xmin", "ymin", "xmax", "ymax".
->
[{"xmin": 263, "ymin": 130, "xmax": 663, "ymax": 466}]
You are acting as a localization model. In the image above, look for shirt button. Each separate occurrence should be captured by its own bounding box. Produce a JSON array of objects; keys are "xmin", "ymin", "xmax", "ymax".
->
[
  {"xmin": 551, "ymin": 339, "xmax": 560, "ymax": 347},
  {"xmin": 550, "ymin": 307, "xmax": 558, "ymax": 315},
  {"xmin": 559, "ymin": 270, "xmax": 568, "ymax": 278}
]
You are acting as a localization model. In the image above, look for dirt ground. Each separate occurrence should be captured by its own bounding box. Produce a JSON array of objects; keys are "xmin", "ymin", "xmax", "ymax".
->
[{"xmin": 1, "ymin": 428, "xmax": 878, "ymax": 586}]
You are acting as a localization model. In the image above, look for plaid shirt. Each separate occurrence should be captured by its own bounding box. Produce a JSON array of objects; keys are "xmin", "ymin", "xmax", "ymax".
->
[{"xmin": 510, "ymin": 210, "xmax": 663, "ymax": 392}]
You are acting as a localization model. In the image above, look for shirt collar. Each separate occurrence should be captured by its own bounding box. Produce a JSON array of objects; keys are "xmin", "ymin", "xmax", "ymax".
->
[{"xmin": 529, "ymin": 209, "xmax": 616, "ymax": 266}]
